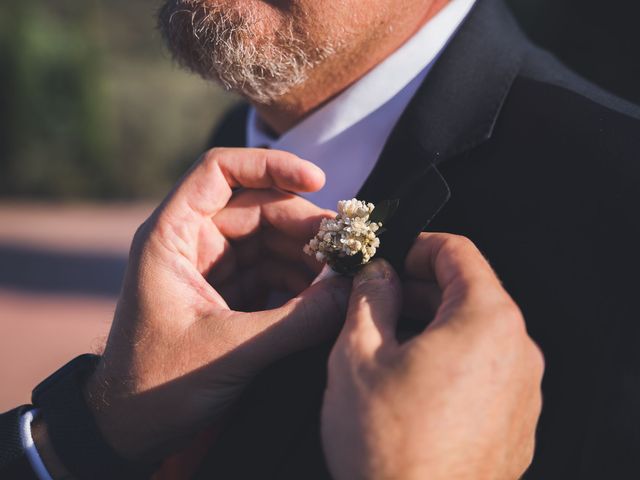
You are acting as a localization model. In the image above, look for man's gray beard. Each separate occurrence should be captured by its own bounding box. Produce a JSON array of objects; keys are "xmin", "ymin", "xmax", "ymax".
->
[{"xmin": 158, "ymin": 0, "xmax": 336, "ymax": 104}]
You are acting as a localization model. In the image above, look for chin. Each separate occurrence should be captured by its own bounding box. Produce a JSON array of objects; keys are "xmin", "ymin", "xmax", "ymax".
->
[{"xmin": 158, "ymin": 0, "xmax": 328, "ymax": 104}]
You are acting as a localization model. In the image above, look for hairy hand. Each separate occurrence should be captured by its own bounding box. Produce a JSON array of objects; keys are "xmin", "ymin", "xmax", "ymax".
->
[
  {"xmin": 322, "ymin": 233, "xmax": 544, "ymax": 480},
  {"xmin": 85, "ymin": 148, "xmax": 350, "ymax": 461}
]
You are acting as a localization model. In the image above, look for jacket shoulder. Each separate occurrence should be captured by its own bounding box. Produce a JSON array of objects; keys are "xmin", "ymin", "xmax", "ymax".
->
[
  {"xmin": 518, "ymin": 46, "xmax": 640, "ymax": 122},
  {"xmin": 497, "ymin": 46, "xmax": 640, "ymax": 173}
]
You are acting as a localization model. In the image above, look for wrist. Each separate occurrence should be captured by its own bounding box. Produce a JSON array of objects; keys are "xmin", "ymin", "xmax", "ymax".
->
[
  {"xmin": 83, "ymin": 365, "xmax": 152, "ymax": 462},
  {"xmin": 83, "ymin": 362, "xmax": 180, "ymax": 464},
  {"xmin": 33, "ymin": 354, "xmax": 158, "ymax": 480}
]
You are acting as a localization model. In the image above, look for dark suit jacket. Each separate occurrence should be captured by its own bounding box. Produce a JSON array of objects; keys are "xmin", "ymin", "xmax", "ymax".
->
[
  {"xmin": 197, "ymin": 0, "xmax": 640, "ymax": 478},
  {"xmin": 2, "ymin": 0, "xmax": 639, "ymax": 478}
]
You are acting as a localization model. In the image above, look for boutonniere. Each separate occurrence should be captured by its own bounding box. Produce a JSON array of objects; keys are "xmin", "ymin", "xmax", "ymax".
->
[{"xmin": 304, "ymin": 198, "xmax": 399, "ymax": 275}]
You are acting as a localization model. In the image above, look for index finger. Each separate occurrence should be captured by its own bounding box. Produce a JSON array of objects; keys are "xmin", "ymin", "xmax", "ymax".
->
[
  {"xmin": 404, "ymin": 233, "xmax": 506, "ymax": 307},
  {"xmin": 213, "ymin": 189, "xmax": 334, "ymax": 241},
  {"xmin": 162, "ymin": 147, "xmax": 325, "ymax": 219}
]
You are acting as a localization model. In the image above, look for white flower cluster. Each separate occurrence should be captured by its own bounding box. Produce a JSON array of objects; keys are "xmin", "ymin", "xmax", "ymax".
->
[{"xmin": 304, "ymin": 199, "xmax": 382, "ymax": 265}]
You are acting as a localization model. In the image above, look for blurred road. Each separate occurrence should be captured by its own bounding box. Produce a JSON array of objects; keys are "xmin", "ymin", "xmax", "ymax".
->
[{"xmin": 0, "ymin": 202, "xmax": 153, "ymax": 411}]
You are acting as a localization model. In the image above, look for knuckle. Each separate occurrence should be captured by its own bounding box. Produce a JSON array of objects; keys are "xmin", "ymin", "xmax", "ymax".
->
[
  {"xmin": 200, "ymin": 147, "xmax": 226, "ymax": 172},
  {"xmin": 470, "ymin": 297, "xmax": 529, "ymax": 351},
  {"xmin": 527, "ymin": 339, "xmax": 546, "ymax": 377},
  {"xmin": 489, "ymin": 298, "xmax": 526, "ymax": 334},
  {"xmin": 463, "ymin": 285, "xmax": 522, "ymax": 326},
  {"xmin": 493, "ymin": 295, "xmax": 524, "ymax": 328},
  {"xmin": 442, "ymin": 233, "xmax": 477, "ymax": 255},
  {"xmin": 130, "ymin": 219, "xmax": 153, "ymax": 255},
  {"xmin": 354, "ymin": 277, "xmax": 391, "ymax": 300},
  {"xmin": 436, "ymin": 234, "xmax": 483, "ymax": 272},
  {"xmin": 205, "ymin": 146, "xmax": 226, "ymax": 159},
  {"xmin": 132, "ymin": 220, "xmax": 150, "ymax": 245},
  {"xmin": 330, "ymin": 332, "xmax": 364, "ymax": 369},
  {"xmin": 501, "ymin": 298, "xmax": 526, "ymax": 327}
]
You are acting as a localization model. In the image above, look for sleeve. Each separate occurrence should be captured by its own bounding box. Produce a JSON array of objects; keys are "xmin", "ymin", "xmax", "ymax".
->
[{"xmin": 0, "ymin": 405, "xmax": 40, "ymax": 479}]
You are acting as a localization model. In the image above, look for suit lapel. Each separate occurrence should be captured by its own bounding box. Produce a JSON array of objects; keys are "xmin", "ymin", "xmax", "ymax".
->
[
  {"xmin": 357, "ymin": 126, "xmax": 451, "ymax": 273},
  {"xmin": 357, "ymin": 0, "xmax": 526, "ymax": 271}
]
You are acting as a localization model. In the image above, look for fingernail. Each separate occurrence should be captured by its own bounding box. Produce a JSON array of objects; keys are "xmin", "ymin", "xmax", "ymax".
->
[{"xmin": 355, "ymin": 260, "xmax": 390, "ymax": 285}]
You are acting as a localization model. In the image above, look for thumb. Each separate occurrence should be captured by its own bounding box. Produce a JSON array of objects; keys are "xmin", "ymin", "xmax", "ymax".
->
[
  {"xmin": 245, "ymin": 275, "xmax": 353, "ymax": 364},
  {"xmin": 340, "ymin": 260, "xmax": 402, "ymax": 355}
]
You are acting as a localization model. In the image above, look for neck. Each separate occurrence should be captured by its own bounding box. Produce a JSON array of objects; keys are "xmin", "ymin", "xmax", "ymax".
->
[{"xmin": 254, "ymin": 0, "xmax": 451, "ymax": 135}]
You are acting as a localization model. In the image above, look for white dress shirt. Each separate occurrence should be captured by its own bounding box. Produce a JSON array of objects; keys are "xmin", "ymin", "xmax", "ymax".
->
[
  {"xmin": 21, "ymin": 1, "xmax": 476, "ymax": 477},
  {"xmin": 248, "ymin": 0, "xmax": 477, "ymax": 210}
]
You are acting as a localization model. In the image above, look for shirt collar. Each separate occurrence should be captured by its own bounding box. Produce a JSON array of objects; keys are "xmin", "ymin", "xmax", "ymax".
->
[{"xmin": 247, "ymin": 0, "xmax": 477, "ymax": 150}]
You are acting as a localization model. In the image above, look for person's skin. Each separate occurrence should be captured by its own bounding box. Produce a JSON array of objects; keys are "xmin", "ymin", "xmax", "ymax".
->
[
  {"xmin": 30, "ymin": 153, "xmax": 543, "ymax": 479},
  {"xmin": 32, "ymin": 148, "xmax": 352, "ymax": 476},
  {"xmin": 160, "ymin": 0, "xmax": 451, "ymax": 133},
  {"xmin": 322, "ymin": 234, "xmax": 545, "ymax": 480},
  {"xmin": 254, "ymin": 0, "xmax": 451, "ymax": 132}
]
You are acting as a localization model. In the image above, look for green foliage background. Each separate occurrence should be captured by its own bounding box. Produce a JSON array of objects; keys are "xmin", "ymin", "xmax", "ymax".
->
[{"xmin": 0, "ymin": 0, "xmax": 236, "ymax": 200}]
